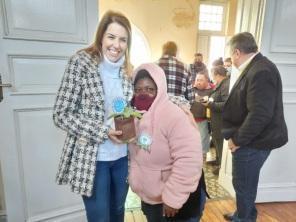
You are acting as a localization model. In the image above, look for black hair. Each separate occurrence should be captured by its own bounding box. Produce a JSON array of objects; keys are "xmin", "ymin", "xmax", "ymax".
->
[
  {"xmin": 134, "ymin": 69, "xmax": 157, "ymax": 88},
  {"xmin": 196, "ymin": 69, "xmax": 210, "ymax": 81},
  {"xmin": 228, "ymin": 32, "xmax": 258, "ymax": 54}
]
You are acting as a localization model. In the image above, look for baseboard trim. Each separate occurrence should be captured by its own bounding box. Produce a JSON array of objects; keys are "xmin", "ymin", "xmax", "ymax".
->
[{"xmin": 256, "ymin": 183, "xmax": 296, "ymax": 202}]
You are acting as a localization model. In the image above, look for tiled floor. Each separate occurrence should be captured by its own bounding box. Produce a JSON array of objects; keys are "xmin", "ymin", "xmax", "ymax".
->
[
  {"xmin": 204, "ymin": 147, "xmax": 231, "ymax": 199},
  {"xmin": 203, "ymin": 161, "xmax": 230, "ymax": 199}
]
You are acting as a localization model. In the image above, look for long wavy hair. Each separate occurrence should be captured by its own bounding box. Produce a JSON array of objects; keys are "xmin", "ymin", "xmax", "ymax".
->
[{"xmin": 84, "ymin": 10, "xmax": 132, "ymax": 75}]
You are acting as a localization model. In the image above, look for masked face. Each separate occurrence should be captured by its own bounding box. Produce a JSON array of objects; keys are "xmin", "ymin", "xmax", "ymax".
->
[
  {"xmin": 133, "ymin": 94, "xmax": 156, "ymax": 111},
  {"xmin": 133, "ymin": 78, "xmax": 157, "ymax": 111}
]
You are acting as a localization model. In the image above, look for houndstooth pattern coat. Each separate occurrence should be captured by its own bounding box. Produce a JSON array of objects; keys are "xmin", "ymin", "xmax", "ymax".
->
[{"xmin": 53, "ymin": 51, "xmax": 133, "ymax": 197}]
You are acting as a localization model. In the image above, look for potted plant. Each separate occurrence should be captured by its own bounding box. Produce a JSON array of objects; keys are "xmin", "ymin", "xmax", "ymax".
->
[{"xmin": 109, "ymin": 98, "xmax": 142, "ymax": 141}]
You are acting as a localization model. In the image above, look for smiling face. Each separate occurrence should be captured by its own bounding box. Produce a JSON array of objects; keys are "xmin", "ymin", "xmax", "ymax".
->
[{"xmin": 101, "ymin": 22, "xmax": 128, "ymax": 62}]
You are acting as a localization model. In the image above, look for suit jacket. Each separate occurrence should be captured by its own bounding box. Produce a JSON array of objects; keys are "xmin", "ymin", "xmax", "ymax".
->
[
  {"xmin": 208, "ymin": 77, "xmax": 230, "ymax": 139},
  {"xmin": 53, "ymin": 51, "xmax": 133, "ymax": 196},
  {"xmin": 222, "ymin": 53, "xmax": 288, "ymax": 149}
]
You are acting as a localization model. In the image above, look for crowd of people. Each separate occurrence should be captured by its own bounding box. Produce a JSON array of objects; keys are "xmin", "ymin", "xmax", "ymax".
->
[{"xmin": 53, "ymin": 10, "xmax": 288, "ymax": 222}]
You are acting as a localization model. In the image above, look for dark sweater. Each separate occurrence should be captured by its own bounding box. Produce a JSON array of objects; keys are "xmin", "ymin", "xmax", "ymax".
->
[{"xmin": 191, "ymin": 88, "xmax": 213, "ymax": 119}]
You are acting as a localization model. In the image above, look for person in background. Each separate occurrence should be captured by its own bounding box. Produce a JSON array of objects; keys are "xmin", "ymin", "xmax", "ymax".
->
[
  {"xmin": 129, "ymin": 63, "xmax": 206, "ymax": 222},
  {"xmin": 190, "ymin": 53, "xmax": 207, "ymax": 85},
  {"xmin": 201, "ymin": 65, "xmax": 230, "ymax": 175},
  {"xmin": 222, "ymin": 32, "xmax": 288, "ymax": 222},
  {"xmin": 157, "ymin": 41, "xmax": 194, "ymax": 104},
  {"xmin": 190, "ymin": 69, "xmax": 214, "ymax": 160},
  {"xmin": 224, "ymin": 57, "xmax": 232, "ymax": 76},
  {"xmin": 53, "ymin": 10, "xmax": 133, "ymax": 222},
  {"xmin": 212, "ymin": 57, "xmax": 224, "ymax": 67}
]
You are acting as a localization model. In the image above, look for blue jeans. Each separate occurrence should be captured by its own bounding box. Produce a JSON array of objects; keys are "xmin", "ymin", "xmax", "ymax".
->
[
  {"xmin": 231, "ymin": 147, "xmax": 270, "ymax": 222},
  {"xmin": 82, "ymin": 156, "xmax": 128, "ymax": 222},
  {"xmin": 196, "ymin": 120, "xmax": 210, "ymax": 154}
]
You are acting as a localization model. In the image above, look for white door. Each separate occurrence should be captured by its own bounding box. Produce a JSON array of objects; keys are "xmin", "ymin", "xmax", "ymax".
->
[
  {"xmin": 219, "ymin": 0, "xmax": 296, "ymax": 202},
  {"xmin": 0, "ymin": 0, "xmax": 98, "ymax": 221}
]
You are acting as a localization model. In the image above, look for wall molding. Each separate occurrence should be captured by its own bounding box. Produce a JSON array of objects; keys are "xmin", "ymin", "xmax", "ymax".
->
[
  {"xmin": 28, "ymin": 205, "xmax": 85, "ymax": 222},
  {"xmin": 257, "ymin": 182, "xmax": 296, "ymax": 202},
  {"xmin": 13, "ymin": 107, "xmax": 54, "ymax": 219},
  {"xmin": 269, "ymin": 0, "xmax": 296, "ymax": 53},
  {"xmin": 274, "ymin": 61, "xmax": 296, "ymax": 94},
  {"xmin": 274, "ymin": 61, "xmax": 296, "ymax": 66},
  {"xmin": 8, "ymin": 54, "xmax": 68, "ymax": 94},
  {"xmin": 12, "ymin": 107, "xmax": 84, "ymax": 221},
  {"xmin": 1, "ymin": 0, "xmax": 88, "ymax": 43}
]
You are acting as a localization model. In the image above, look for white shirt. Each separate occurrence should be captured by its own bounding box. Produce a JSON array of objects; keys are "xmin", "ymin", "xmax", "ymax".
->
[{"xmin": 229, "ymin": 52, "xmax": 258, "ymax": 93}]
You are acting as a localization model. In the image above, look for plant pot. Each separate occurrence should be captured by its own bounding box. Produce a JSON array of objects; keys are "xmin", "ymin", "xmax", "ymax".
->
[{"xmin": 114, "ymin": 116, "xmax": 136, "ymax": 141}]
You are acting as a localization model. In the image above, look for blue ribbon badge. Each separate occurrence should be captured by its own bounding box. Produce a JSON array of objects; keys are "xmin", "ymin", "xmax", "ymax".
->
[
  {"xmin": 137, "ymin": 132, "xmax": 152, "ymax": 151},
  {"xmin": 112, "ymin": 97, "xmax": 127, "ymax": 114}
]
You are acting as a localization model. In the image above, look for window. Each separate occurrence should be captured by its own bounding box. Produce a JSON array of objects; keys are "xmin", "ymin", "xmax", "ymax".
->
[
  {"xmin": 198, "ymin": 4, "xmax": 224, "ymax": 31},
  {"xmin": 208, "ymin": 36, "xmax": 226, "ymax": 69},
  {"xmin": 130, "ymin": 24, "xmax": 151, "ymax": 67}
]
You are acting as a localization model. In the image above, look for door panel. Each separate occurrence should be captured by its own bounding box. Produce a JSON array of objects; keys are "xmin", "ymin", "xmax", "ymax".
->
[
  {"xmin": 2, "ymin": 0, "xmax": 88, "ymax": 43},
  {"xmin": 0, "ymin": 0, "xmax": 98, "ymax": 221},
  {"xmin": 257, "ymin": 0, "xmax": 296, "ymax": 202}
]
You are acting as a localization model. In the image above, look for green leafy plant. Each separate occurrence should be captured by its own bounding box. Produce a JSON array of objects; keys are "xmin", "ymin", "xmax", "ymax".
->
[
  {"xmin": 108, "ymin": 105, "xmax": 142, "ymax": 142},
  {"xmin": 108, "ymin": 106, "xmax": 142, "ymax": 120}
]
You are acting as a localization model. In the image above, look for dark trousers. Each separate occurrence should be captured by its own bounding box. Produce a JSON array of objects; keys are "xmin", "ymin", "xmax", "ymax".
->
[
  {"xmin": 141, "ymin": 189, "xmax": 206, "ymax": 222},
  {"xmin": 212, "ymin": 136, "xmax": 223, "ymax": 166},
  {"xmin": 82, "ymin": 156, "xmax": 129, "ymax": 222},
  {"xmin": 232, "ymin": 147, "xmax": 270, "ymax": 222}
]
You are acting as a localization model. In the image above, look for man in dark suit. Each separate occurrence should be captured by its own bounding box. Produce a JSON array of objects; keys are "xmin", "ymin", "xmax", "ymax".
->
[{"xmin": 222, "ymin": 32, "xmax": 288, "ymax": 222}]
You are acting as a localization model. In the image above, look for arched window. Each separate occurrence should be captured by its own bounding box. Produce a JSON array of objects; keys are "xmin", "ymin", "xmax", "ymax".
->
[{"xmin": 130, "ymin": 24, "xmax": 151, "ymax": 68}]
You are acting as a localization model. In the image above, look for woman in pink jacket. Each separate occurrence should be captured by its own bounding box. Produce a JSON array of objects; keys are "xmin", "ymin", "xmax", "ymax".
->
[{"xmin": 129, "ymin": 63, "xmax": 206, "ymax": 222}]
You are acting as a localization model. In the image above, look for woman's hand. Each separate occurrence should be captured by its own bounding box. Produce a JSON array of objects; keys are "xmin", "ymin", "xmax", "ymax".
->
[
  {"xmin": 108, "ymin": 129, "xmax": 124, "ymax": 144},
  {"xmin": 163, "ymin": 203, "xmax": 179, "ymax": 217},
  {"xmin": 127, "ymin": 137, "xmax": 137, "ymax": 144}
]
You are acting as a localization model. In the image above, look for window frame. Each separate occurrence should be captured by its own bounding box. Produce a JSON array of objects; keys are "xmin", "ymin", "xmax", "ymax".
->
[{"xmin": 197, "ymin": 1, "xmax": 228, "ymax": 35}]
